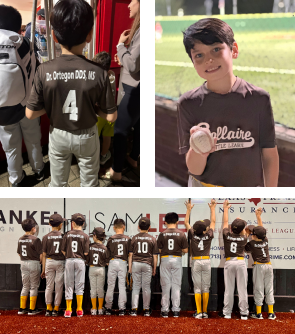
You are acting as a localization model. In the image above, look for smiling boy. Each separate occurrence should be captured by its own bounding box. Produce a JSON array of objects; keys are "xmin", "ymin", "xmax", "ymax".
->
[{"xmin": 177, "ymin": 18, "xmax": 279, "ymax": 187}]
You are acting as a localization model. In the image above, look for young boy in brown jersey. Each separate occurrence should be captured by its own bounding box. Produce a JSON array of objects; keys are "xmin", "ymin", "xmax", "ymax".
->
[
  {"xmin": 220, "ymin": 199, "xmax": 248, "ymax": 320},
  {"xmin": 17, "ymin": 219, "xmax": 42, "ymax": 315},
  {"xmin": 178, "ymin": 18, "xmax": 279, "ymax": 187},
  {"xmin": 129, "ymin": 217, "xmax": 159, "ymax": 317},
  {"xmin": 87, "ymin": 227, "xmax": 109, "ymax": 315},
  {"xmin": 61, "ymin": 213, "xmax": 90, "ymax": 318},
  {"xmin": 41, "ymin": 214, "xmax": 65, "ymax": 316},
  {"xmin": 184, "ymin": 199, "xmax": 216, "ymax": 319},
  {"xmin": 245, "ymin": 208, "xmax": 275, "ymax": 320},
  {"xmin": 25, "ymin": 0, "xmax": 117, "ymax": 187},
  {"xmin": 105, "ymin": 219, "xmax": 131, "ymax": 316},
  {"xmin": 157, "ymin": 212, "xmax": 188, "ymax": 318}
]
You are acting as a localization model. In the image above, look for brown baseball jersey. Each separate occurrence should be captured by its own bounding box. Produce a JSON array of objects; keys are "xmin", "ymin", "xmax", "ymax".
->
[
  {"xmin": 245, "ymin": 237, "xmax": 270, "ymax": 263},
  {"xmin": 107, "ymin": 234, "xmax": 131, "ymax": 261},
  {"xmin": 130, "ymin": 232, "xmax": 159, "ymax": 267},
  {"xmin": 188, "ymin": 228, "xmax": 214, "ymax": 257},
  {"xmin": 87, "ymin": 242, "xmax": 109, "ymax": 267},
  {"xmin": 17, "ymin": 235, "xmax": 42, "ymax": 261},
  {"xmin": 157, "ymin": 228, "xmax": 188, "ymax": 257},
  {"xmin": 223, "ymin": 228, "xmax": 247, "ymax": 258},
  {"xmin": 61, "ymin": 229, "xmax": 90, "ymax": 260},
  {"xmin": 42, "ymin": 230, "xmax": 65, "ymax": 261},
  {"xmin": 177, "ymin": 77, "xmax": 276, "ymax": 187}
]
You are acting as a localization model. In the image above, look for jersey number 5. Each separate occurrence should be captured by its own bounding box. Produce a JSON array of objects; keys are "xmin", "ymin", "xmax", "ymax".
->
[
  {"xmin": 22, "ymin": 245, "xmax": 27, "ymax": 256},
  {"xmin": 63, "ymin": 90, "xmax": 78, "ymax": 121}
]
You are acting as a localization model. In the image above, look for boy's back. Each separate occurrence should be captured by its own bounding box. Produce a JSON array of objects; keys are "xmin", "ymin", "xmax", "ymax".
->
[
  {"xmin": 107, "ymin": 233, "xmax": 131, "ymax": 261},
  {"xmin": 17, "ymin": 234, "xmax": 42, "ymax": 261},
  {"xmin": 157, "ymin": 227, "xmax": 188, "ymax": 256},
  {"xmin": 189, "ymin": 228, "xmax": 214, "ymax": 257},
  {"xmin": 131, "ymin": 232, "xmax": 158, "ymax": 266},
  {"xmin": 62, "ymin": 229, "xmax": 90, "ymax": 259},
  {"xmin": 42, "ymin": 230, "xmax": 65, "ymax": 260},
  {"xmin": 223, "ymin": 226, "xmax": 247, "ymax": 258}
]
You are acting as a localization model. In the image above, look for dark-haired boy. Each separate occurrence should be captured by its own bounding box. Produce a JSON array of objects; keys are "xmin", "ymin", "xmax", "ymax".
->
[
  {"xmin": 26, "ymin": 0, "xmax": 117, "ymax": 187},
  {"xmin": 92, "ymin": 51, "xmax": 115, "ymax": 165},
  {"xmin": 129, "ymin": 217, "xmax": 159, "ymax": 317},
  {"xmin": 61, "ymin": 213, "xmax": 90, "ymax": 317},
  {"xmin": 41, "ymin": 214, "xmax": 65, "ymax": 316},
  {"xmin": 177, "ymin": 18, "xmax": 279, "ymax": 187},
  {"xmin": 157, "ymin": 212, "xmax": 188, "ymax": 318},
  {"xmin": 17, "ymin": 219, "xmax": 42, "ymax": 315},
  {"xmin": 0, "ymin": 5, "xmax": 44, "ymax": 187},
  {"xmin": 105, "ymin": 219, "xmax": 131, "ymax": 316}
]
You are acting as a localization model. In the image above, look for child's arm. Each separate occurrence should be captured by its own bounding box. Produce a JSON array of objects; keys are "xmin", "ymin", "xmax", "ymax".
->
[
  {"xmin": 184, "ymin": 199, "xmax": 194, "ymax": 231},
  {"xmin": 208, "ymin": 199, "xmax": 217, "ymax": 230},
  {"xmin": 223, "ymin": 200, "xmax": 231, "ymax": 229},
  {"xmin": 128, "ymin": 253, "xmax": 133, "ymax": 273},
  {"xmin": 255, "ymin": 207, "xmax": 263, "ymax": 227},
  {"xmin": 41, "ymin": 252, "xmax": 46, "ymax": 278},
  {"xmin": 261, "ymin": 147, "xmax": 279, "ymax": 187},
  {"xmin": 26, "ymin": 107, "xmax": 46, "ymax": 120},
  {"xmin": 97, "ymin": 108, "xmax": 117, "ymax": 123},
  {"xmin": 153, "ymin": 255, "xmax": 158, "ymax": 276}
]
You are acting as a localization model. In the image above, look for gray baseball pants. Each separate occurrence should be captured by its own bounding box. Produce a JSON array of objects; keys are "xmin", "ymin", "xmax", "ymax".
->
[
  {"xmin": 20, "ymin": 260, "xmax": 41, "ymax": 297},
  {"xmin": 105, "ymin": 259, "xmax": 127, "ymax": 310},
  {"xmin": 160, "ymin": 256, "xmax": 182, "ymax": 312},
  {"xmin": 48, "ymin": 124, "xmax": 100, "ymax": 187},
  {"xmin": 0, "ymin": 117, "xmax": 44, "ymax": 184},
  {"xmin": 253, "ymin": 264, "xmax": 274, "ymax": 306},
  {"xmin": 45, "ymin": 259, "xmax": 65, "ymax": 306},
  {"xmin": 64, "ymin": 258, "xmax": 86, "ymax": 300},
  {"xmin": 191, "ymin": 259, "xmax": 211, "ymax": 294},
  {"xmin": 223, "ymin": 259, "xmax": 249, "ymax": 316},
  {"xmin": 89, "ymin": 266, "xmax": 105, "ymax": 298},
  {"xmin": 131, "ymin": 262, "xmax": 153, "ymax": 310}
]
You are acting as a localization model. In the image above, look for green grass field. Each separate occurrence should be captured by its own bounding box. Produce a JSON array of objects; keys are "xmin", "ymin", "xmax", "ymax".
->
[{"xmin": 155, "ymin": 29, "xmax": 295, "ymax": 127}]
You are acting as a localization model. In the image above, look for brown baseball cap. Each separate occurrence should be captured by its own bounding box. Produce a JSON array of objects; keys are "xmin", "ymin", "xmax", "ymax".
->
[
  {"xmin": 72, "ymin": 213, "xmax": 85, "ymax": 226},
  {"xmin": 203, "ymin": 219, "xmax": 210, "ymax": 228},
  {"xmin": 231, "ymin": 218, "xmax": 246, "ymax": 234},
  {"xmin": 139, "ymin": 217, "xmax": 151, "ymax": 230},
  {"xmin": 49, "ymin": 214, "xmax": 65, "ymax": 227},
  {"xmin": 90, "ymin": 227, "xmax": 106, "ymax": 240},
  {"xmin": 246, "ymin": 225, "xmax": 255, "ymax": 233},
  {"xmin": 253, "ymin": 226, "xmax": 266, "ymax": 239},
  {"xmin": 193, "ymin": 220, "xmax": 206, "ymax": 235},
  {"xmin": 22, "ymin": 218, "xmax": 37, "ymax": 232}
]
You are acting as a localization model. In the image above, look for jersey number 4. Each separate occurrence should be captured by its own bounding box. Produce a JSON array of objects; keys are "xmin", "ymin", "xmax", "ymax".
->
[{"xmin": 63, "ymin": 90, "xmax": 78, "ymax": 121}]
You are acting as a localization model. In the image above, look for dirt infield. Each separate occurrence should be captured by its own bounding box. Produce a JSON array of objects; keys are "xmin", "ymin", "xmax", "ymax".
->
[{"xmin": 0, "ymin": 311, "xmax": 295, "ymax": 334}]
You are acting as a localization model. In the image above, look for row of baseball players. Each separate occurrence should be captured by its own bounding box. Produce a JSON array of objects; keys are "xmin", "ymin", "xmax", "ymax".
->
[{"xmin": 16, "ymin": 200, "xmax": 274, "ymax": 319}]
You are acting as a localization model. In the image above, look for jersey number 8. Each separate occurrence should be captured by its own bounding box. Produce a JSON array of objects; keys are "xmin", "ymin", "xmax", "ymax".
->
[
  {"xmin": 168, "ymin": 239, "xmax": 174, "ymax": 250},
  {"xmin": 230, "ymin": 242, "xmax": 237, "ymax": 253}
]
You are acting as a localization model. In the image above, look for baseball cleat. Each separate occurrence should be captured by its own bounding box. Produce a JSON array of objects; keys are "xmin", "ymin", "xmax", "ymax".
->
[
  {"xmin": 161, "ymin": 311, "xmax": 169, "ymax": 318},
  {"xmin": 98, "ymin": 308, "xmax": 104, "ymax": 315},
  {"xmin": 64, "ymin": 310, "xmax": 72, "ymax": 318},
  {"xmin": 28, "ymin": 308, "xmax": 42, "ymax": 315},
  {"xmin": 202, "ymin": 312, "xmax": 209, "ymax": 318},
  {"xmin": 52, "ymin": 310, "xmax": 59, "ymax": 317},
  {"xmin": 105, "ymin": 308, "xmax": 112, "ymax": 315},
  {"xmin": 45, "ymin": 310, "xmax": 52, "ymax": 317},
  {"xmin": 173, "ymin": 311, "xmax": 180, "ymax": 318},
  {"xmin": 18, "ymin": 308, "xmax": 29, "ymax": 315},
  {"xmin": 130, "ymin": 309, "xmax": 137, "ymax": 316},
  {"xmin": 119, "ymin": 309, "xmax": 126, "ymax": 316},
  {"xmin": 144, "ymin": 309, "xmax": 152, "ymax": 317},
  {"xmin": 250, "ymin": 313, "xmax": 263, "ymax": 319},
  {"xmin": 91, "ymin": 309, "xmax": 97, "ymax": 316},
  {"xmin": 241, "ymin": 314, "xmax": 248, "ymax": 320},
  {"xmin": 77, "ymin": 310, "xmax": 83, "ymax": 317},
  {"xmin": 268, "ymin": 313, "xmax": 276, "ymax": 320},
  {"xmin": 193, "ymin": 312, "xmax": 203, "ymax": 319},
  {"xmin": 218, "ymin": 311, "xmax": 231, "ymax": 319},
  {"xmin": 35, "ymin": 169, "xmax": 45, "ymax": 181}
]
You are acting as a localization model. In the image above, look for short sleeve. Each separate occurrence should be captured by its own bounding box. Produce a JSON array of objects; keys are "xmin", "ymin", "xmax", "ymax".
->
[
  {"xmin": 106, "ymin": 238, "xmax": 111, "ymax": 251},
  {"xmin": 177, "ymin": 99, "xmax": 193, "ymax": 155},
  {"xmin": 34, "ymin": 238, "xmax": 43, "ymax": 255},
  {"xmin": 245, "ymin": 242, "xmax": 251, "ymax": 253},
  {"xmin": 97, "ymin": 74, "xmax": 117, "ymax": 115},
  {"xmin": 84, "ymin": 236, "xmax": 90, "ymax": 253},
  {"xmin": 26, "ymin": 67, "xmax": 45, "ymax": 111},
  {"xmin": 208, "ymin": 228, "xmax": 214, "ymax": 239},
  {"xmin": 127, "ymin": 238, "xmax": 131, "ymax": 253},
  {"xmin": 223, "ymin": 228, "xmax": 230, "ymax": 238},
  {"xmin": 259, "ymin": 94, "xmax": 276, "ymax": 148},
  {"xmin": 105, "ymin": 248, "xmax": 110, "ymax": 263},
  {"xmin": 153, "ymin": 240, "xmax": 159, "ymax": 254},
  {"xmin": 129, "ymin": 238, "xmax": 135, "ymax": 253},
  {"xmin": 188, "ymin": 228, "xmax": 193, "ymax": 240},
  {"xmin": 42, "ymin": 236, "xmax": 47, "ymax": 253},
  {"xmin": 181, "ymin": 234, "xmax": 189, "ymax": 249},
  {"xmin": 17, "ymin": 240, "xmax": 20, "ymax": 254},
  {"xmin": 157, "ymin": 234, "xmax": 163, "ymax": 249},
  {"xmin": 61, "ymin": 234, "xmax": 67, "ymax": 252}
]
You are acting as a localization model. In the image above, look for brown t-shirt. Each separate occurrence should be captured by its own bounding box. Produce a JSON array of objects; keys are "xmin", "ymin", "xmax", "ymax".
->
[
  {"xmin": 157, "ymin": 228, "xmax": 188, "ymax": 257},
  {"xmin": 26, "ymin": 54, "xmax": 117, "ymax": 132},
  {"xmin": 107, "ymin": 234, "xmax": 131, "ymax": 262},
  {"xmin": 87, "ymin": 242, "xmax": 109, "ymax": 267},
  {"xmin": 177, "ymin": 77, "xmax": 276, "ymax": 187},
  {"xmin": 245, "ymin": 237, "xmax": 270, "ymax": 263},
  {"xmin": 17, "ymin": 235, "xmax": 42, "ymax": 261},
  {"xmin": 188, "ymin": 228, "xmax": 214, "ymax": 257},
  {"xmin": 61, "ymin": 229, "xmax": 90, "ymax": 260},
  {"xmin": 42, "ymin": 230, "xmax": 65, "ymax": 261},
  {"xmin": 223, "ymin": 228, "xmax": 247, "ymax": 258},
  {"xmin": 130, "ymin": 232, "xmax": 159, "ymax": 267}
]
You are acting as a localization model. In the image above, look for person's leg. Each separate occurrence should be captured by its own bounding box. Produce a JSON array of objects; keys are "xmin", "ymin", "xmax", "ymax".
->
[
  {"xmin": 45, "ymin": 259, "xmax": 55, "ymax": 311},
  {"xmin": 117, "ymin": 260, "xmax": 127, "ymax": 310},
  {"xmin": 105, "ymin": 260, "xmax": 117, "ymax": 309},
  {"xmin": 160, "ymin": 257, "xmax": 171, "ymax": 312},
  {"xmin": 141, "ymin": 263, "xmax": 153, "ymax": 310},
  {"xmin": 202, "ymin": 260, "xmax": 211, "ymax": 314},
  {"xmin": 236, "ymin": 261, "xmax": 249, "ymax": 316},
  {"xmin": 253, "ymin": 265, "xmax": 264, "ymax": 314},
  {"xmin": 74, "ymin": 259, "xmax": 86, "ymax": 311},
  {"xmin": 89, "ymin": 266, "xmax": 97, "ymax": 310},
  {"xmin": 223, "ymin": 261, "xmax": 236, "ymax": 317},
  {"xmin": 54, "ymin": 260, "xmax": 65, "ymax": 311},
  {"xmin": 128, "ymin": 117, "xmax": 140, "ymax": 166},
  {"xmin": 97, "ymin": 267, "xmax": 105, "ymax": 311},
  {"xmin": 191, "ymin": 260, "xmax": 202, "ymax": 314},
  {"xmin": 101, "ymin": 136, "xmax": 111, "ymax": 156},
  {"xmin": 29, "ymin": 261, "xmax": 41, "ymax": 310},
  {"xmin": 64, "ymin": 259, "xmax": 75, "ymax": 311},
  {"xmin": 171, "ymin": 257, "xmax": 182, "ymax": 312},
  {"xmin": 264, "ymin": 265, "xmax": 275, "ymax": 314},
  {"xmin": 20, "ymin": 262, "xmax": 30, "ymax": 309},
  {"xmin": 131, "ymin": 262, "xmax": 141, "ymax": 310}
]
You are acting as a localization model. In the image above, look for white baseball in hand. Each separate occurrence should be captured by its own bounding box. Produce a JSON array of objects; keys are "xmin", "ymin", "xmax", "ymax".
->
[{"xmin": 190, "ymin": 128, "xmax": 215, "ymax": 154}]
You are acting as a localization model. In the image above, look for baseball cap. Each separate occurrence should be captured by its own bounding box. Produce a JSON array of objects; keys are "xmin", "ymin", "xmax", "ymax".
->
[
  {"xmin": 253, "ymin": 226, "xmax": 266, "ymax": 239},
  {"xmin": 139, "ymin": 217, "xmax": 150, "ymax": 230},
  {"xmin": 193, "ymin": 220, "xmax": 206, "ymax": 235},
  {"xmin": 231, "ymin": 218, "xmax": 246, "ymax": 234},
  {"xmin": 49, "ymin": 214, "xmax": 65, "ymax": 227},
  {"xmin": 203, "ymin": 219, "xmax": 210, "ymax": 228},
  {"xmin": 90, "ymin": 227, "xmax": 106, "ymax": 240},
  {"xmin": 22, "ymin": 218, "xmax": 37, "ymax": 232},
  {"xmin": 72, "ymin": 213, "xmax": 85, "ymax": 226},
  {"xmin": 246, "ymin": 225, "xmax": 255, "ymax": 233},
  {"xmin": 37, "ymin": 8, "xmax": 45, "ymax": 18}
]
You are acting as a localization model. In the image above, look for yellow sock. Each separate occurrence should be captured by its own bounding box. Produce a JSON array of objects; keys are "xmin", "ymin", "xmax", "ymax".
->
[
  {"xmin": 47, "ymin": 304, "xmax": 53, "ymax": 311},
  {"xmin": 54, "ymin": 305, "xmax": 59, "ymax": 312},
  {"xmin": 30, "ymin": 296, "xmax": 37, "ymax": 310},
  {"xmin": 202, "ymin": 292, "xmax": 209, "ymax": 313},
  {"xmin": 268, "ymin": 305, "xmax": 273, "ymax": 313},
  {"xmin": 195, "ymin": 294, "xmax": 202, "ymax": 314},
  {"xmin": 20, "ymin": 296, "xmax": 28, "ymax": 309},
  {"xmin": 76, "ymin": 295, "xmax": 83, "ymax": 311},
  {"xmin": 91, "ymin": 298, "xmax": 97, "ymax": 310},
  {"xmin": 66, "ymin": 300, "xmax": 72, "ymax": 311},
  {"xmin": 256, "ymin": 305, "xmax": 262, "ymax": 314},
  {"xmin": 98, "ymin": 298, "xmax": 104, "ymax": 310}
]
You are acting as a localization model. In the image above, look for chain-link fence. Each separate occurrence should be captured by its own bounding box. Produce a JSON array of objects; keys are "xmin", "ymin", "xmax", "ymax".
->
[{"xmin": 155, "ymin": 13, "xmax": 295, "ymax": 127}]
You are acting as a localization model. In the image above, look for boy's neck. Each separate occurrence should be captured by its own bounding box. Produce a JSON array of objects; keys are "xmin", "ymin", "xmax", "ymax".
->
[
  {"xmin": 25, "ymin": 231, "xmax": 34, "ymax": 235},
  {"xmin": 206, "ymin": 73, "xmax": 237, "ymax": 95},
  {"xmin": 166, "ymin": 224, "xmax": 177, "ymax": 229},
  {"xmin": 139, "ymin": 230, "xmax": 148, "ymax": 233},
  {"xmin": 95, "ymin": 240, "xmax": 103, "ymax": 244},
  {"xmin": 61, "ymin": 43, "xmax": 85, "ymax": 56},
  {"xmin": 114, "ymin": 229, "xmax": 125, "ymax": 235},
  {"xmin": 52, "ymin": 227, "xmax": 60, "ymax": 231},
  {"xmin": 74, "ymin": 226, "xmax": 83, "ymax": 231}
]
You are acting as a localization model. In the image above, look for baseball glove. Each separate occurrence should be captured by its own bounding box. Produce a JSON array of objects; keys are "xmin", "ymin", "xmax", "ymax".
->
[{"xmin": 126, "ymin": 272, "xmax": 133, "ymax": 291}]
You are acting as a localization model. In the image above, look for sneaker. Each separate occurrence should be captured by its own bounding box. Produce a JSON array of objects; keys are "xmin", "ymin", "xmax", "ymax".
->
[
  {"xmin": 268, "ymin": 313, "xmax": 276, "ymax": 320},
  {"xmin": 250, "ymin": 313, "xmax": 263, "ymax": 319},
  {"xmin": 98, "ymin": 308, "xmax": 104, "ymax": 315},
  {"xmin": 35, "ymin": 169, "xmax": 45, "ymax": 181},
  {"xmin": 144, "ymin": 309, "xmax": 152, "ymax": 317},
  {"xmin": 91, "ymin": 309, "xmax": 97, "ymax": 316},
  {"xmin": 173, "ymin": 311, "xmax": 180, "ymax": 318},
  {"xmin": 130, "ymin": 309, "xmax": 137, "ymax": 316},
  {"xmin": 45, "ymin": 310, "xmax": 52, "ymax": 316},
  {"xmin": 28, "ymin": 308, "xmax": 42, "ymax": 315},
  {"xmin": 193, "ymin": 312, "xmax": 203, "ymax": 319},
  {"xmin": 241, "ymin": 314, "xmax": 248, "ymax": 320},
  {"xmin": 12, "ymin": 171, "xmax": 27, "ymax": 187},
  {"xmin": 161, "ymin": 311, "xmax": 168, "ymax": 318},
  {"xmin": 64, "ymin": 310, "xmax": 72, "ymax": 318},
  {"xmin": 52, "ymin": 310, "xmax": 59, "ymax": 317},
  {"xmin": 105, "ymin": 308, "xmax": 112, "ymax": 316},
  {"xmin": 202, "ymin": 312, "xmax": 208, "ymax": 318},
  {"xmin": 18, "ymin": 308, "xmax": 29, "ymax": 315},
  {"xmin": 100, "ymin": 151, "xmax": 111, "ymax": 165},
  {"xmin": 119, "ymin": 309, "xmax": 126, "ymax": 316},
  {"xmin": 77, "ymin": 310, "xmax": 83, "ymax": 317},
  {"xmin": 218, "ymin": 311, "xmax": 231, "ymax": 319}
]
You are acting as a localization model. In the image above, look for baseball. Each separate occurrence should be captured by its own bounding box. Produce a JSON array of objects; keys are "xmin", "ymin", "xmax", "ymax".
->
[{"xmin": 190, "ymin": 128, "xmax": 215, "ymax": 154}]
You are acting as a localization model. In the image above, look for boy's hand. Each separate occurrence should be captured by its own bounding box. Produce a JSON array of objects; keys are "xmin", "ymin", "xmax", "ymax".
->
[
  {"xmin": 185, "ymin": 199, "xmax": 194, "ymax": 211},
  {"xmin": 255, "ymin": 207, "xmax": 262, "ymax": 217},
  {"xmin": 114, "ymin": 54, "xmax": 122, "ymax": 66},
  {"xmin": 152, "ymin": 269, "xmax": 156, "ymax": 276},
  {"xmin": 118, "ymin": 29, "xmax": 131, "ymax": 44},
  {"xmin": 223, "ymin": 200, "xmax": 231, "ymax": 210},
  {"xmin": 41, "ymin": 271, "xmax": 46, "ymax": 279},
  {"xmin": 190, "ymin": 126, "xmax": 217, "ymax": 157},
  {"xmin": 208, "ymin": 199, "xmax": 216, "ymax": 209}
]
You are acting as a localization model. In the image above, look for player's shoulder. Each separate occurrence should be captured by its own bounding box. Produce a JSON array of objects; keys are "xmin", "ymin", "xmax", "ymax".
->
[
  {"xmin": 178, "ymin": 86, "xmax": 204, "ymax": 107},
  {"xmin": 237, "ymin": 78, "xmax": 270, "ymax": 100}
]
